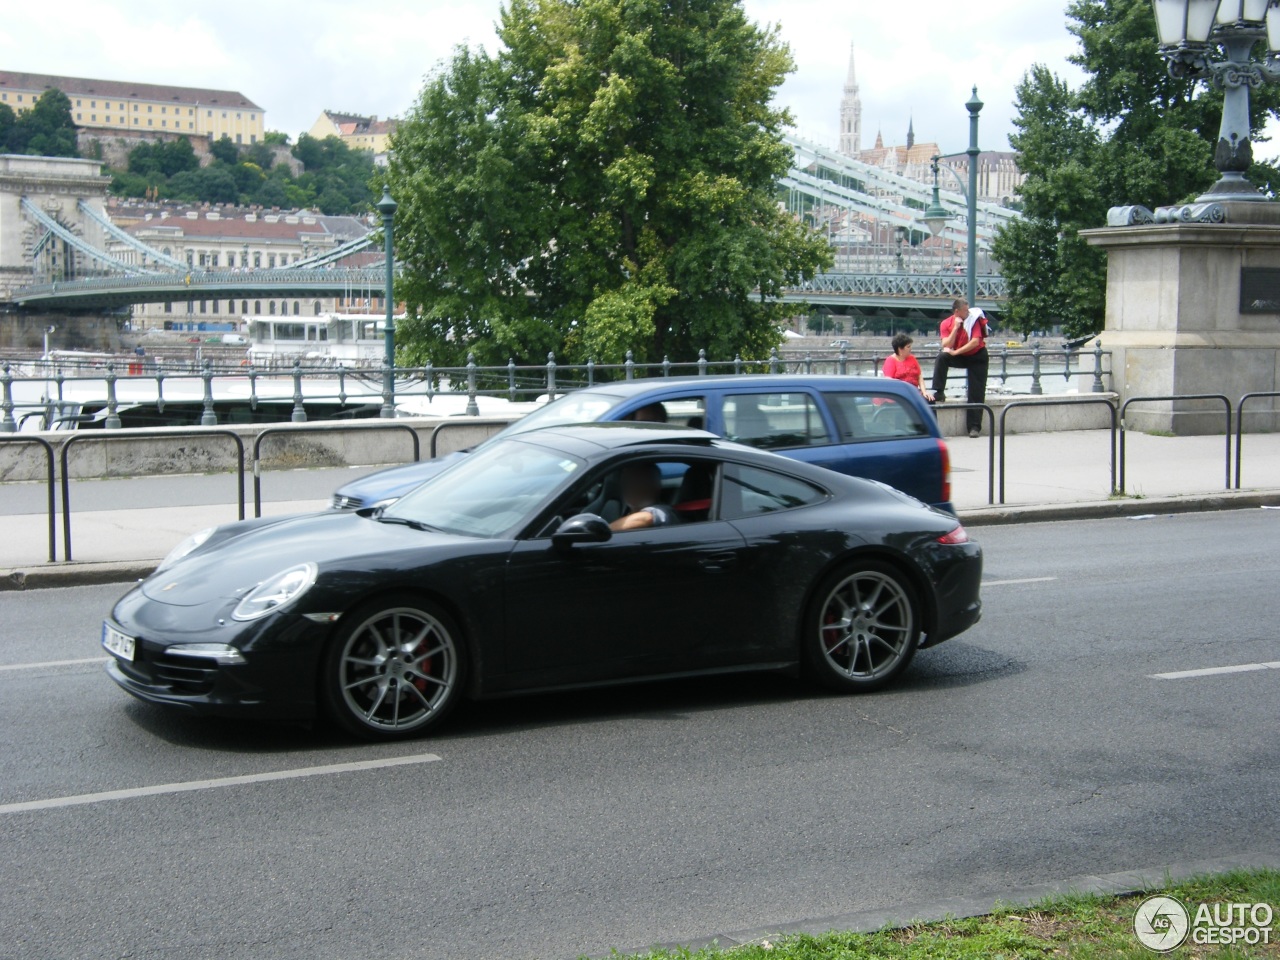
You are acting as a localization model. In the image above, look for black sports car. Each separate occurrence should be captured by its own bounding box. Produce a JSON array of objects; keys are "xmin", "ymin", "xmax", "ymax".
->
[{"xmin": 102, "ymin": 424, "xmax": 982, "ymax": 740}]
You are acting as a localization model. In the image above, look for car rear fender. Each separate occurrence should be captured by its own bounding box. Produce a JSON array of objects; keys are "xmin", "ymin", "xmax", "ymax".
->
[{"xmin": 797, "ymin": 546, "xmax": 939, "ymax": 648}]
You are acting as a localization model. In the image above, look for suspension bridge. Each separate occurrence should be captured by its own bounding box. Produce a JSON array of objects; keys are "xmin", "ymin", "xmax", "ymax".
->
[{"xmin": 1, "ymin": 139, "xmax": 1015, "ymax": 323}]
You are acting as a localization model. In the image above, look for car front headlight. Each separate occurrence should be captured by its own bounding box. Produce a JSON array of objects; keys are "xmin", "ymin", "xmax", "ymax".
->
[
  {"xmin": 157, "ymin": 527, "xmax": 216, "ymax": 573},
  {"xmin": 232, "ymin": 563, "xmax": 318, "ymax": 622}
]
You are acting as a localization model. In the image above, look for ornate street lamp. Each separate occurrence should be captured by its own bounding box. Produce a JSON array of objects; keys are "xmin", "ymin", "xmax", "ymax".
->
[
  {"xmin": 375, "ymin": 185, "xmax": 398, "ymax": 418},
  {"xmin": 1152, "ymin": 0, "xmax": 1280, "ymax": 200},
  {"xmin": 920, "ymin": 87, "xmax": 984, "ymax": 308}
]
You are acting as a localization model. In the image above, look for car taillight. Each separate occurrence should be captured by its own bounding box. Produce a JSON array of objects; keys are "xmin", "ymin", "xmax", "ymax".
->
[
  {"xmin": 937, "ymin": 525, "xmax": 969, "ymax": 545},
  {"xmin": 937, "ymin": 438, "xmax": 952, "ymax": 504}
]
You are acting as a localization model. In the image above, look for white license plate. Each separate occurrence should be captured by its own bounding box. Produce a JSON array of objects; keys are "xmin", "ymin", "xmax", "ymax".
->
[{"xmin": 101, "ymin": 623, "xmax": 135, "ymax": 662}]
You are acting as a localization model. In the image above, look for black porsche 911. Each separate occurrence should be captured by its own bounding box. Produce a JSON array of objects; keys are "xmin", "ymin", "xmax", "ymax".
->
[{"xmin": 102, "ymin": 423, "xmax": 982, "ymax": 741}]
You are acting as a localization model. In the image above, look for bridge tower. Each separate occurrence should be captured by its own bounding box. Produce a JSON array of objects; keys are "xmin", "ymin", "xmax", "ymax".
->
[
  {"xmin": 0, "ymin": 155, "xmax": 117, "ymax": 349},
  {"xmin": 1, "ymin": 155, "xmax": 112, "ymax": 300}
]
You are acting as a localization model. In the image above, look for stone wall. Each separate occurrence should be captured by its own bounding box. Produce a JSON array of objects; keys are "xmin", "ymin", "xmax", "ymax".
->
[{"xmin": 0, "ymin": 416, "xmax": 516, "ymax": 483}]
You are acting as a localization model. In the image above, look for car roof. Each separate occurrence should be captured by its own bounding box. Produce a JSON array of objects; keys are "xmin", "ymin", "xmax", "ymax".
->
[
  {"xmin": 523, "ymin": 422, "xmax": 718, "ymax": 450},
  {"xmin": 571, "ymin": 374, "xmax": 908, "ymax": 398}
]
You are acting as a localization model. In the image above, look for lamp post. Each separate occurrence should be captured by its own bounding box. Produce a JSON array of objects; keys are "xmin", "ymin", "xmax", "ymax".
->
[
  {"xmin": 1152, "ymin": 0, "xmax": 1280, "ymax": 201},
  {"xmin": 922, "ymin": 87, "xmax": 983, "ymax": 308},
  {"xmin": 894, "ymin": 225, "xmax": 908, "ymax": 272},
  {"xmin": 376, "ymin": 185, "xmax": 398, "ymax": 418}
]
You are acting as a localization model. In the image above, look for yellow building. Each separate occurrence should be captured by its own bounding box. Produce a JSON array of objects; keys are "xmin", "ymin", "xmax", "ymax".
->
[
  {"xmin": 0, "ymin": 70, "xmax": 265, "ymax": 145},
  {"xmin": 308, "ymin": 110, "xmax": 397, "ymax": 155}
]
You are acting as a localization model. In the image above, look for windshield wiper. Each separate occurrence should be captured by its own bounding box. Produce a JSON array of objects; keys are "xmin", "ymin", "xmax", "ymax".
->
[{"xmin": 373, "ymin": 515, "xmax": 438, "ymax": 532}]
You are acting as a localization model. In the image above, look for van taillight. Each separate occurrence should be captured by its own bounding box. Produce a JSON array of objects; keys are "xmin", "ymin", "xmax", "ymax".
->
[{"xmin": 937, "ymin": 438, "xmax": 952, "ymax": 504}]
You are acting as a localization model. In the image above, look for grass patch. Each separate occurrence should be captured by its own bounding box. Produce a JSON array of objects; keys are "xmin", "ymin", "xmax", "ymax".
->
[{"xmin": 607, "ymin": 869, "xmax": 1279, "ymax": 960}]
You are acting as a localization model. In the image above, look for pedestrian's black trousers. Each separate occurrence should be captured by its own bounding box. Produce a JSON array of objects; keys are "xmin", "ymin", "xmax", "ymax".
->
[{"xmin": 931, "ymin": 348, "xmax": 989, "ymax": 432}]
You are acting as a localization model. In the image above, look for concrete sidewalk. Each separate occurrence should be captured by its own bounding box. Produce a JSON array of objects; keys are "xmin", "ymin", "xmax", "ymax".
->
[{"xmin": 2, "ymin": 428, "xmax": 1279, "ymax": 586}]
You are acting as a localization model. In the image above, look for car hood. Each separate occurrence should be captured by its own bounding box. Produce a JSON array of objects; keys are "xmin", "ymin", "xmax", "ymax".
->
[
  {"xmin": 334, "ymin": 452, "xmax": 470, "ymax": 504},
  {"xmin": 142, "ymin": 511, "xmax": 477, "ymax": 607}
]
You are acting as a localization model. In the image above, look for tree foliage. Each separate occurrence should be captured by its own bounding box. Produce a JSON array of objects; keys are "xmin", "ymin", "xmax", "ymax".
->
[
  {"xmin": 2, "ymin": 89, "xmax": 78, "ymax": 157},
  {"xmin": 108, "ymin": 132, "xmax": 375, "ymax": 213},
  {"xmin": 994, "ymin": 0, "xmax": 1280, "ymax": 338},
  {"xmin": 386, "ymin": 0, "xmax": 832, "ymax": 367}
]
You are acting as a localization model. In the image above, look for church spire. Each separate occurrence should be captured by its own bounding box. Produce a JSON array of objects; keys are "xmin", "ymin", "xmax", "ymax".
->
[
  {"xmin": 907, "ymin": 115, "xmax": 915, "ymax": 149},
  {"xmin": 839, "ymin": 41, "xmax": 862, "ymax": 155}
]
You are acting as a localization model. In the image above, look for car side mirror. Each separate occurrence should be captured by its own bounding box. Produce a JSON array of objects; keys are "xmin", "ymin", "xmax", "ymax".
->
[{"xmin": 551, "ymin": 513, "xmax": 612, "ymax": 549}]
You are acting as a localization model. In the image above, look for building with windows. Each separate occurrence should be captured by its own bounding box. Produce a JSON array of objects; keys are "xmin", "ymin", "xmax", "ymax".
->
[
  {"xmin": 0, "ymin": 70, "xmax": 265, "ymax": 145},
  {"xmin": 308, "ymin": 111, "xmax": 397, "ymax": 158},
  {"xmin": 102, "ymin": 201, "xmax": 385, "ymax": 330}
]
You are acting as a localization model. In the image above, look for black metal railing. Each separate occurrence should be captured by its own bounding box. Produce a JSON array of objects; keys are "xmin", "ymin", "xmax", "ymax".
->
[
  {"xmin": 1119, "ymin": 395, "xmax": 1233, "ymax": 494},
  {"xmin": 0, "ymin": 435, "xmax": 57, "ymax": 562},
  {"xmin": 251, "ymin": 424, "xmax": 421, "ymax": 517},
  {"xmin": 998, "ymin": 398, "xmax": 1119, "ymax": 505},
  {"xmin": 5, "ymin": 387, "xmax": 1277, "ymax": 567},
  {"xmin": 1235, "ymin": 391, "xmax": 1280, "ymax": 489},
  {"xmin": 58, "ymin": 430, "xmax": 246, "ymax": 562}
]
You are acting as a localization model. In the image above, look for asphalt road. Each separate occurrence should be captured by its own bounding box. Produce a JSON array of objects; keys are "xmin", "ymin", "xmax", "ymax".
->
[{"xmin": 1, "ymin": 511, "xmax": 1277, "ymax": 960}]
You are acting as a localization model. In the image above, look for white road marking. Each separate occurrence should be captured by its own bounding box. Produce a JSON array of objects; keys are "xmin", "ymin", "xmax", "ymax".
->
[
  {"xmin": 0, "ymin": 656, "xmax": 109, "ymax": 673},
  {"xmin": 0, "ymin": 753, "xmax": 442, "ymax": 816},
  {"xmin": 1150, "ymin": 661, "xmax": 1280, "ymax": 680},
  {"xmin": 982, "ymin": 577, "xmax": 1058, "ymax": 587}
]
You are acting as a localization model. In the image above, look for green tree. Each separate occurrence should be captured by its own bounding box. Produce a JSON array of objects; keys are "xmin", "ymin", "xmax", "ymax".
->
[
  {"xmin": 994, "ymin": 0, "xmax": 1280, "ymax": 338},
  {"xmin": 0, "ymin": 103, "xmax": 14, "ymax": 149},
  {"xmin": 386, "ymin": 0, "xmax": 832, "ymax": 367},
  {"xmin": 209, "ymin": 135, "xmax": 239, "ymax": 165},
  {"xmin": 5, "ymin": 89, "xmax": 78, "ymax": 157}
]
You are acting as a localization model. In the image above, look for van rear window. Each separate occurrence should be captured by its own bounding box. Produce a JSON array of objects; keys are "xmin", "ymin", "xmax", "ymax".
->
[{"xmin": 824, "ymin": 393, "xmax": 930, "ymax": 442}]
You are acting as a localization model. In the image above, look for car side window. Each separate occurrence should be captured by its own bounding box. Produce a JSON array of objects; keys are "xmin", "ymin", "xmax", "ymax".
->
[
  {"xmin": 824, "ymin": 392, "xmax": 930, "ymax": 442},
  {"xmin": 723, "ymin": 392, "xmax": 830, "ymax": 449},
  {"xmin": 617, "ymin": 396, "xmax": 707, "ymax": 430},
  {"xmin": 538, "ymin": 458, "xmax": 720, "ymax": 535},
  {"xmin": 718, "ymin": 463, "xmax": 826, "ymax": 521}
]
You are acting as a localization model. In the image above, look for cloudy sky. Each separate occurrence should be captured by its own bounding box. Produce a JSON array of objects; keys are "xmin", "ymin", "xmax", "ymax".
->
[{"xmin": 4, "ymin": 0, "xmax": 1088, "ymax": 153}]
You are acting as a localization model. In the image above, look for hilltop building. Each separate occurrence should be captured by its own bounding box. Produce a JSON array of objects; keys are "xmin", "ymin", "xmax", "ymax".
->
[
  {"xmin": 0, "ymin": 70, "xmax": 264, "ymax": 144},
  {"xmin": 308, "ymin": 111, "xmax": 397, "ymax": 160}
]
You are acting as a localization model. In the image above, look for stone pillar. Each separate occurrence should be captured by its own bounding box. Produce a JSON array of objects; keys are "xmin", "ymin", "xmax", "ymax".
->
[{"xmin": 1083, "ymin": 202, "xmax": 1280, "ymax": 435}]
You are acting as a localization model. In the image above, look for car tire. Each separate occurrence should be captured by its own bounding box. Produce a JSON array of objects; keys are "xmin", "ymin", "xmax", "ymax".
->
[
  {"xmin": 320, "ymin": 595, "xmax": 466, "ymax": 740},
  {"xmin": 803, "ymin": 561, "xmax": 920, "ymax": 693}
]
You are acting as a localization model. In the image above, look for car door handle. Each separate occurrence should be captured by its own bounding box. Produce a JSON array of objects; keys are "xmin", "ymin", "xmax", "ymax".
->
[{"xmin": 699, "ymin": 551, "xmax": 738, "ymax": 572}]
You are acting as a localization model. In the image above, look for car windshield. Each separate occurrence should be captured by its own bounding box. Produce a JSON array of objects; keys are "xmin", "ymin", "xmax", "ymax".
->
[
  {"xmin": 487, "ymin": 390, "xmax": 623, "ymax": 442},
  {"xmin": 382, "ymin": 439, "xmax": 582, "ymax": 538}
]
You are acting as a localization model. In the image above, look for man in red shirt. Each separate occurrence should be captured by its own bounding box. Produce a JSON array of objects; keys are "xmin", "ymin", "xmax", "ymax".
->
[
  {"xmin": 930, "ymin": 298, "xmax": 989, "ymax": 437},
  {"xmin": 882, "ymin": 333, "xmax": 934, "ymax": 401}
]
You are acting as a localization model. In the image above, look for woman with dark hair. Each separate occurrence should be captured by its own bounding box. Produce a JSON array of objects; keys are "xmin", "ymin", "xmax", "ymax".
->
[{"xmin": 882, "ymin": 333, "xmax": 934, "ymax": 402}]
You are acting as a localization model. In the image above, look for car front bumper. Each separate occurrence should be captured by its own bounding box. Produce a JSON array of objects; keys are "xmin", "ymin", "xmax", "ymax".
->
[{"xmin": 102, "ymin": 616, "xmax": 321, "ymax": 720}]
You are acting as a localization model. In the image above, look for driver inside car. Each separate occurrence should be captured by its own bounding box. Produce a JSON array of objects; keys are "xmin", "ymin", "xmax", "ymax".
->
[{"xmin": 609, "ymin": 462, "xmax": 678, "ymax": 532}]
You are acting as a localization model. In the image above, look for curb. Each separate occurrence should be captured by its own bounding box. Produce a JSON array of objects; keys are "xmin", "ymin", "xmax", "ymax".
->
[
  {"xmin": 959, "ymin": 489, "xmax": 1280, "ymax": 526},
  {"xmin": 5, "ymin": 489, "xmax": 1280, "ymax": 590},
  {"xmin": 2, "ymin": 559, "xmax": 158, "ymax": 592},
  {"xmin": 612, "ymin": 851, "xmax": 1280, "ymax": 958}
]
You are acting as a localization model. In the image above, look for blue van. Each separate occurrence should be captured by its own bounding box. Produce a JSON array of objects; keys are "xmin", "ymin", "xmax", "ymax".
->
[{"xmin": 331, "ymin": 375, "xmax": 953, "ymax": 513}]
